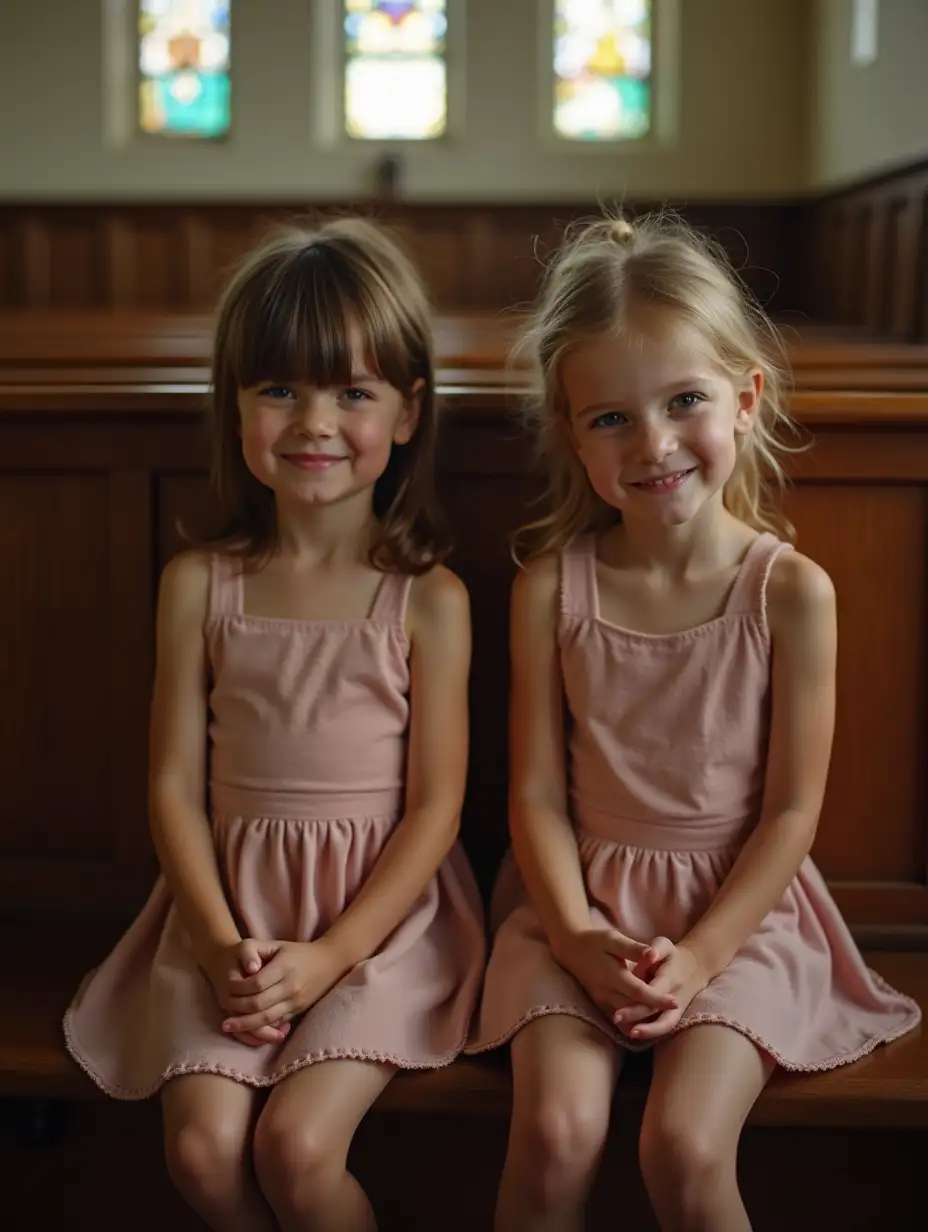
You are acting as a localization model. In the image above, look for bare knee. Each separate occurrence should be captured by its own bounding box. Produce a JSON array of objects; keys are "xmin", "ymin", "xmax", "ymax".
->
[
  {"xmin": 511, "ymin": 1093, "xmax": 611, "ymax": 1207},
  {"xmin": 253, "ymin": 1104, "xmax": 345, "ymax": 1212},
  {"xmin": 165, "ymin": 1115, "xmax": 250, "ymax": 1208},
  {"xmin": 639, "ymin": 1109, "xmax": 733, "ymax": 1202}
]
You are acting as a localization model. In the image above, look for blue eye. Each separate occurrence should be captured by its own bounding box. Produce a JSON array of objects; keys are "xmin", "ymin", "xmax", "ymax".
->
[
  {"xmin": 342, "ymin": 387, "xmax": 372, "ymax": 403},
  {"xmin": 672, "ymin": 392, "xmax": 705, "ymax": 410},
  {"xmin": 259, "ymin": 385, "xmax": 295, "ymax": 400},
  {"xmin": 590, "ymin": 410, "xmax": 628, "ymax": 430}
]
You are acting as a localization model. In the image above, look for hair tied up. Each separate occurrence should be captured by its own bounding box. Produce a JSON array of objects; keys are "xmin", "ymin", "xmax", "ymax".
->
[
  {"xmin": 611, "ymin": 218, "xmax": 635, "ymax": 246},
  {"xmin": 512, "ymin": 208, "xmax": 802, "ymax": 559}
]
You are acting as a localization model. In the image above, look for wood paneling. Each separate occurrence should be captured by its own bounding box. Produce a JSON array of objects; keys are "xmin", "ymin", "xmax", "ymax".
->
[
  {"xmin": 0, "ymin": 468, "xmax": 156, "ymax": 912},
  {"xmin": 785, "ymin": 483, "xmax": 926, "ymax": 890},
  {"xmin": 0, "ymin": 339, "xmax": 926, "ymax": 938},
  {"xmin": 0, "ymin": 201, "xmax": 805, "ymax": 314},
  {"xmin": 806, "ymin": 161, "xmax": 928, "ymax": 340},
  {"xmin": 6, "ymin": 158, "xmax": 928, "ymax": 332},
  {"xmin": 0, "ymin": 215, "xmax": 11, "ymax": 308},
  {"xmin": 0, "ymin": 474, "xmax": 111, "ymax": 857},
  {"xmin": 440, "ymin": 422, "xmax": 543, "ymax": 895},
  {"xmin": 134, "ymin": 212, "xmax": 184, "ymax": 308},
  {"xmin": 44, "ymin": 215, "xmax": 105, "ymax": 308}
]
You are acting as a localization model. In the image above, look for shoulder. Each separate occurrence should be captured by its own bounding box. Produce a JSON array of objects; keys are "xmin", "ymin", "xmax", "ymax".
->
[
  {"xmin": 766, "ymin": 549, "xmax": 836, "ymax": 637},
  {"xmin": 512, "ymin": 552, "xmax": 560, "ymax": 607},
  {"xmin": 157, "ymin": 550, "xmax": 211, "ymax": 622},
  {"xmin": 406, "ymin": 566, "xmax": 470, "ymax": 676},
  {"xmin": 511, "ymin": 554, "xmax": 562, "ymax": 653},
  {"xmin": 407, "ymin": 564, "xmax": 470, "ymax": 635}
]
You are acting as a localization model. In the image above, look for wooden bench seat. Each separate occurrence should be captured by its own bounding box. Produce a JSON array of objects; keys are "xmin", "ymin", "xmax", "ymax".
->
[{"xmin": 3, "ymin": 920, "xmax": 926, "ymax": 1129}]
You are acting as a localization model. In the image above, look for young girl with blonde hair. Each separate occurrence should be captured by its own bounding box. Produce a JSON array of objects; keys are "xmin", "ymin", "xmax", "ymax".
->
[
  {"xmin": 65, "ymin": 217, "xmax": 485, "ymax": 1232},
  {"xmin": 469, "ymin": 213, "xmax": 920, "ymax": 1232}
]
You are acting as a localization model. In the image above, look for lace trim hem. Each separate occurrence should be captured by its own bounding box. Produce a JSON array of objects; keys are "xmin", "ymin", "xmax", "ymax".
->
[
  {"xmin": 464, "ymin": 977, "xmax": 923, "ymax": 1074},
  {"xmin": 62, "ymin": 1011, "xmax": 471, "ymax": 1103}
]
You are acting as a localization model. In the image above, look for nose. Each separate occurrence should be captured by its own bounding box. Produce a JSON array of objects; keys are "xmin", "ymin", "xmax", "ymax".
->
[
  {"xmin": 636, "ymin": 417, "xmax": 676, "ymax": 464},
  {"xmin": 294, "ymin": 391, "xmax": 337, "ymax": 437}
]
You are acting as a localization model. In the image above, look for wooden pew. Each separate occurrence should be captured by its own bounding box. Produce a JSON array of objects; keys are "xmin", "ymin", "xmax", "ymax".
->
[
  {"xmin": 0, "ymin": 310, "xmax": 516, "ymax": 371},
  {"xmin": 1, "ymin": 320, "xmax": 926, "ymax": 1229},
  {"xmin": 1, "ymin": 368, "xmax": 926, "ymax": 930},
  {"xmin": 2, "ymin": 309, "xmax": 928, "ymax": 389}
]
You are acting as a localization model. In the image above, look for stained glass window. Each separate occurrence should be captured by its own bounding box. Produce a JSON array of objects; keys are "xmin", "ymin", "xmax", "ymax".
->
[
  {"xmin": 554, "ymin": 0, "xmax": 651, "ymax": 141},
  {"xmin": 139, "ymin": 0, "xmax": 231, "ymax": 138},
  {"xmin": 344, "ymin": 1, "xmax": 448, "ymax": 141}
]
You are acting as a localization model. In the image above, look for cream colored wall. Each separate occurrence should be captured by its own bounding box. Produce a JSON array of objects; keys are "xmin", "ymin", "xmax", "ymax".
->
[
  {"xmin": 811, "ymin": 0, "xmax": 928, "ymax": 188},
  {"xmin": 0, "ymin": 0, "xmax": 808, "ymax": 201}
]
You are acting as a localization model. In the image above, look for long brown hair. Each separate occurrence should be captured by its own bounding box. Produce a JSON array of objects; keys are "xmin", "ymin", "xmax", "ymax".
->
[
  {"xmin": 193, "ymin": 216, "xmax": 448, "ymax": 572},
  {"xmin": 516, "ymin": 211, "xmax": 802, "ymax": 560}
]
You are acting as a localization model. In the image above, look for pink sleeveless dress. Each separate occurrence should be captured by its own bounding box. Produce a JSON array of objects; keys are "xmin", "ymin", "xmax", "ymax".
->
[
  {"xmin": 64, "ymin": 555, "xmax": 486, "ymax": 1098},
  {"xmin": 468, "ymin": 533, "xmax": 921, "ymax": 1070}
]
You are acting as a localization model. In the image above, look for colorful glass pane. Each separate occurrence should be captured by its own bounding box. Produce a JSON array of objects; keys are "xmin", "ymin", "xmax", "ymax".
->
[
  {"xmin": 344, "ymin": 1, "xmax": 447, "ymax": 140},
  {"xmin": 554, "ymin": 0, "xmax": 651, "ymax": 141},
  {"xmin": 139, "ymin": 0, "xmax": 231, "ymax": 138}
]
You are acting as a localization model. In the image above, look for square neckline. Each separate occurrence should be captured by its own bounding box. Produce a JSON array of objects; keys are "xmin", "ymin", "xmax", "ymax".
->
[
  {"xmin": 583, "ymin": 533, "xmax": 775, "ymax": 641},
  {"xmin": 208, "ymin": 556, "xmax": 411, "ymax": 632}
]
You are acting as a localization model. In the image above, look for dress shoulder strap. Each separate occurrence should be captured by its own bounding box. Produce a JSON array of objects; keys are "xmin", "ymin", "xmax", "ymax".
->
[
  {"xmin": 724, "ymin": 533, "xmax": 792, "ymax": 624},
  {"xmin": 208, "ymin": 553, "xmax": 244, "ymax": 618},
  {"xmin": 560, "ymin": 535, "xmax": 599, "ymax": 619},
  {"xmin": 368, "ymin": 571, "xmax": 413, "ymax": 626}
]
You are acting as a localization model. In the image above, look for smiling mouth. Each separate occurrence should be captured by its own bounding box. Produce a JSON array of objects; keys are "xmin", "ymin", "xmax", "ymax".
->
[
  {"xmin": 628, "ymin": 468, "xmax": 696, "ymax": 493},
  {"xmin": 282, "ymin": 454, "xmax": 347, "ymax": 470}
]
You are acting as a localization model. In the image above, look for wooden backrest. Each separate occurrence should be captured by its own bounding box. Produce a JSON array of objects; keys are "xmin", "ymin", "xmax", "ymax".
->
[
  {"xmin": 0, "ymin": 321, "xmax": 926, "ymax": 947},
  {"xmin": 2, "ymin": 311, "xmax": 928, "ymax": 389}
]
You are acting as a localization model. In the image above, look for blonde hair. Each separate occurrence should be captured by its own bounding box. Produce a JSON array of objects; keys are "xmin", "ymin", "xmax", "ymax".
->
[
  {"xmin": 191, "ymin": 216, "xmax": 447, "ymax": 572},
  {"xmin": 516, "ymin": 211, "xmax": 800, "ymax": 558}
]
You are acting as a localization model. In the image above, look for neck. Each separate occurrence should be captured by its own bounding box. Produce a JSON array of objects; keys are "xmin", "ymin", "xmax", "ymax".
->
[
  {"xmin": 607, "ymin": 496, "xmax": 742, "ymax": 574},
  {"xmin": 274, "ymin": 489, "xmax": 376, "ymax": 565}
]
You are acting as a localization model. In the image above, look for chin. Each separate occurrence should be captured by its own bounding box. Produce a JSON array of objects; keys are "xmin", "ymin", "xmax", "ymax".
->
[
  {"xmin": 620, "ymin": 492, "xmax": 705, "ymax": 529},
  {"xmin": 274, "ymin": 478, "xmax": 340, "ymax": 504}
]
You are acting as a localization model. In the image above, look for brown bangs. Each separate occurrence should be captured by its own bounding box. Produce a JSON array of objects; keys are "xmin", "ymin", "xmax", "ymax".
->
[{"xmin": 223, "ymin": 238, "xmax": 427, "ymax": 398}]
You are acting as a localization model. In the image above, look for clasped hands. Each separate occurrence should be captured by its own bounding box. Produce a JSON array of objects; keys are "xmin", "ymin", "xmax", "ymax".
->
[
  {"xmin": 203, "ymin": 927, "xmax": 708, "ymax": 1048},
  {"xmin": 556, "ymin": 928, "xmax": 709, "ymax": 1041},
  {"xmin": 201, "ymin": 937, "xmax": 345, "ymax": 1048}
]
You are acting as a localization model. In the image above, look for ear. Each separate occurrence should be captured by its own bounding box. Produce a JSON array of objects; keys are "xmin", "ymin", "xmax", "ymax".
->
[
  {"xmin": 393, "ymin": 378, "xmax": 424, "ymax": 445},
  {"xmin": 734, "ymin": 369, "xmax": 763, "ymax": 436}
]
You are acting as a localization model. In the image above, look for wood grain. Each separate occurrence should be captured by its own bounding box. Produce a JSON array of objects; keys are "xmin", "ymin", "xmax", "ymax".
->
[{"xmin": 0, "ymin": 330, "xmax": 925, "ymax": 933}]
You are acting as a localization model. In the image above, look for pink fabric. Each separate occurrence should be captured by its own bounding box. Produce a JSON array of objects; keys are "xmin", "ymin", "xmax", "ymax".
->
[
  {"xmin": 65, "ymin": 556, "xmax": 486, "ymax": 1099},
  {"xmin": 468, "ymin": 534, "xmax": 921, "ymax": 1070}
]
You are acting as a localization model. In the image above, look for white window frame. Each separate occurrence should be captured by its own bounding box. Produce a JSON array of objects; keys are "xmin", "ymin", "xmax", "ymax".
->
[
  {"xmin": 310, "ymin": 0, "xmax": 465, "ymax": 149},
  {"xmin": 102, "ymin": 0, "xmax": 233, "ymax": 147},
  {"xmin": 102, "ymin": 0, "xmax": 135, "ymax": 148},
  {"xmin": 539, "ymin": 0, "xmax": 680, "ymax": 153}
]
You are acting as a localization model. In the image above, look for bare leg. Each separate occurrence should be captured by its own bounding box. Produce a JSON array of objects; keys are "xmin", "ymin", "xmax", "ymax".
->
[
  {"xmin": 639, "ymin": 1025, "xmax": 775, "ymax": 1232},
  {"xmin": 162, "ymin": 1073, "xmax": 275, "ymax": 1232},
  {"xmin": 253, "ymin": 1058, "xmax": 394, "ymax": 1232},
  {"xmin": 495, "ymin": 1015, "xmax": 623, "ymax": 1232}
]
